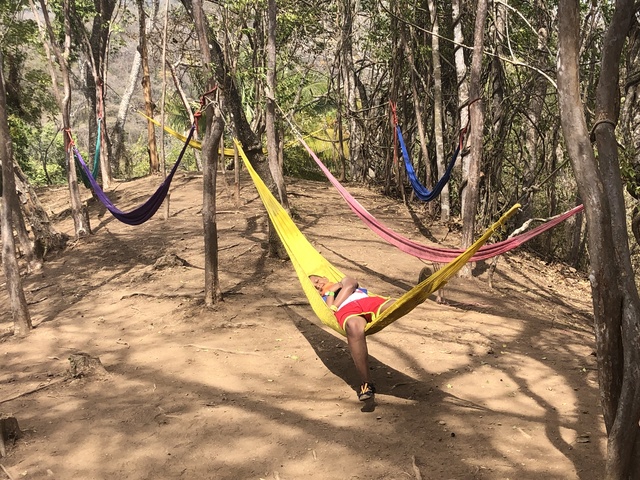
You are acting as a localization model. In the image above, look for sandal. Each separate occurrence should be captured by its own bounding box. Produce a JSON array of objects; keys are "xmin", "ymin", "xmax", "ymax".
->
[{"xmin": 358, "ymin": 382, "xmax": 375, "ymax": 401}]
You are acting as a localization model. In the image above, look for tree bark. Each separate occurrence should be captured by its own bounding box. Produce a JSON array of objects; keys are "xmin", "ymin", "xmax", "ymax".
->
[
  {"xmin": 138, "ymin": 0, "xmax": 160, "ymax": 174},
  {"xmin": 166, "ymin": 60, "xmax": 202, "ymax": 171},
  {"xmin": 92, "ymin": 1, "xmax": 116, "ymax": 188},
  {"xmin": 112, "ymin": 50, "xmax": 141, "ymax": 177},
  {"xmin": 180, "ymin": 0, "xmax": 284, "ymax": 258},
  {"xmin": 0, "ymin": 53, "xmax": 32, "ymax": 337},
  {"xmin": 460, "ymin": 0, "xmax": 488, "ymax": 277},
  {"xmin": 13, "ymin": 164, "xmax": 68, "ymax": 262},
  {"xmin": 265, "ymin": 0, "xmax": 290, "ymax": 215},
  {"xmin": 339, "ymin": 0, "xmax": 362, "ymax": 181},
  {"xmin": 557, "ymin": 0, "xmax": 640, "ymax": 477},
  {"xmin": 40, "ymin": 0, "xmax": 91, "ymax": 239},
  {"xmin": 190, "ymin": 0, "xmax": 224, "ymax": 305},
  {"xmin": 452, "ymin": 0, "xmax": 469, "ymax": 166},
  {"xmin": 425, "ymin": 0, "xmax": 448, "ymax": 220}
]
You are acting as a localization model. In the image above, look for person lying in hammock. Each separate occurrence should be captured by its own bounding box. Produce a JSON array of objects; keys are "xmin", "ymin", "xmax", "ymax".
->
[{"xmin": 309, "ymin": 274, "xmax": 395, "ymax": 401}]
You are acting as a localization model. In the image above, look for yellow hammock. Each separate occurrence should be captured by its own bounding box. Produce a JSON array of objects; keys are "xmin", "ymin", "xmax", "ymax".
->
[
  {"xmin": 136, "ymin": 111, "xmax": 237, "ymax": 157},
  {"xmin": 234, "ymin": 139, "xmax": 520, "ymax": 336}
]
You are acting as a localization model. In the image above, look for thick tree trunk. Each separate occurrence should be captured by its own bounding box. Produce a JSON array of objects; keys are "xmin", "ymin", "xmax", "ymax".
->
[
  {"xmin": 0, "ymin": 55, "xmax": 32, "ymax": 337},
  {"xmin": 13, "ymin": 164, "xmax": 68, "ymax": 261},
  {"xmin": 557, "ymin": 0, "xmax": 640, "ymax": 478},
  {"xmin": 460, "ymin": 0, "xmax": 488, "ymax": 277}
]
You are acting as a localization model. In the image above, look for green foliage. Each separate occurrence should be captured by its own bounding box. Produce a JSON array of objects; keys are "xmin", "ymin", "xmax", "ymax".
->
[
  {"xmin": 9, "ymin": 117, "xmax": 66, "ymax": 185},
  {"xmin": 128, "ymin": 135, "xmax": 153, "ymax": 178},
  {"xmin": 621, "ymin": 157, "xmax": 640, "ymax": 200},
  {"xmin": 0, "ymin": 1, "xmax": 38, "ymax": 50}
]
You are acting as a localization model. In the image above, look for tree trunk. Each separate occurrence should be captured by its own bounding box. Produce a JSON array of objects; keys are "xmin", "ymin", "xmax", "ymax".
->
[
  {"xmin": 0, "ymin": 54, "xmax": 32, "ymax": 337},
  {"xmin": 557, "ymin": 0, "xmax": 640, "ymax": 477},
  {"xmin": 112, "ymin": 51, "xmax": 141, "ymax": 176},
  {"xmin": 264, "ymin": 0, "xmax": 290, "ymax": 256},
  {"xmin": 190, "ymin": 0, "xmax": 224, "ymax": 305},
  {"xmin": 167, "ymin": 61, "xmax": 202, "ymax": 171},
  {"xmin": 339, "ymin": 0, "xmax": 362, "ymax": 181},
  {"xmin": 180, "ymin": 0, "xmax": 284, "ymax": 258},
  {"xmin": 266, "ymin": 0, "xmax": 289, "ymax": 219},
  {"xmin": 202, "ymin": 110, "xmax": 225, "ymax": 307},
  {"xmin": 112, "ymin": 1, "xmax": 159, "ymax": 176},
  {"xmin": 452, "ymin": 0, "xmax": 469, "ymax": 173},
  {"xmin": 138, "ymin": 0, "xmax": 160, "ymax": 174},
  {"xmin": 427, "ymin": 0, "xmax": 447, "ymax": 220},
  {"xmin": 265, "ymin": 0, "xmax": 290, "ymax": 214},
  {"xmin": 82, "ymin": 0, "xmax": 116, "ymax": 189},
  {"xmin": 520, "ymin": 13, "xmax": 550, "ymax": 222},
  {"xmin": 13, "ymin": 164, "xmax": 68, "ymax": 261},
  {"xmin": 460, "ymin": 0, "xmax": 488, "ymax": 277},
  {"xmin": 40, "ymin": 0, "xmax": 91, "ymax": 238},
  {"xmin": 400, "ymin": 27, "xmax": 432, "ymax": 205}
]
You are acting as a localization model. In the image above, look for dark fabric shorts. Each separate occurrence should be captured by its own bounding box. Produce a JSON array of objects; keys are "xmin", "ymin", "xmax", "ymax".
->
[{"xmin": 335, "ymin": 295, "xmax": 390, "ymax": 330}]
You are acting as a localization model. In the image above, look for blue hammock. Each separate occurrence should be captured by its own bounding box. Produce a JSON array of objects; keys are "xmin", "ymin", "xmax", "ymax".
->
[
  {"xmin": 396, "ymin": 125, "xmax": 460, "ymax": 202},
  {"xmin": 72, "ymin": 124, "xmax": 195, "ymax": 226}
]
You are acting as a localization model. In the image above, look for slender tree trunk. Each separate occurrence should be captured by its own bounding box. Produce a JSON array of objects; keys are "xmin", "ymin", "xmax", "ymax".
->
[
  {"xmin": 339, "ymin": 0, "xmax": 362, "ymax": 181},
  {"xmin": 265, "ymin": 0, "xmax": 289, "ymax": 214},
  {"xmin": 191, "ymin": 0, "xmax": 224, "ymax": 305},
  {"xmin": 180, "ymin": 0, "xmax": 284, "ymax": 258},
  {"xmin": 452, "ymin": 0, "xmax": 469, "ymax": 175},
  {"xmin": 335, "ymin": 63, "xmax": 347, "ymax": 181},
  {"xmin": 520, "ymin": 13, "xmax": 550, "ymax": 221},
  {"xmin": 557, "ymin": 0, "xmax": 640, "ymax": 477},
  {"xmin": 160, "ymin": 0, "xmax": 171, "ymax": 221},
  {"xmin": 460, "ymin": 0, "xmax": 488, "ymax": 277},
  {"xmin": 0, "ymin": 54, "xmax": 31, "ymax": 337},
  {"xmin": 112, "ymin": 51, "xmax": 141, "ymax": 176},
  {"xmin": 40, "ymin": 0, "xmax": 90, "ymax": 238},
  {"xmin": 138, "ymin": 0, "xmax": 160, "ymax": 174},
  {"xmin": 112, "ymin": 0, "xmax": 159, "ymax": 175},
  {"xmin": 167, "ymin": 61, "xmax": 202, "ymax": 170},
  {"xmin": 81, "ymin": 0, "xmax": 116, "ymax": 189},
  {"xmin": 400, "ymin": 28, "xmax": 432, "ymax": 195},
  {"xmin": 202, "ymin": 109, "xmax": 225, "ymax": 307},
  {"xmin": 427, "ymin": 0, "xmax": 447, "ymax": 220}
]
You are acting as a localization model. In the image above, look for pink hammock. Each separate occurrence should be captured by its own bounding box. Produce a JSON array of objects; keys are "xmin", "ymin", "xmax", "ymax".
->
[{"xmin": 297, "ymin": 136, "xmax": 584, "ymax": 262}]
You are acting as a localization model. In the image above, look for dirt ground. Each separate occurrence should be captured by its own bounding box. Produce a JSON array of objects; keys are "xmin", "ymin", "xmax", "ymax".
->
[{"xmin": 0, "ymin": 167, "xmax": 604, "ymax": 480}]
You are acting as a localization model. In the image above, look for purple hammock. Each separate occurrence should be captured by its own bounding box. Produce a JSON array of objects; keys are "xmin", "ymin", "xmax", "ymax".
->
[
  {"xmin": 72, "ymin": 124, "xmax": 195, "ymax": 226},
  {"xmin": 296, "ymin": 135, "xmax": 584, "ymax": 262}
]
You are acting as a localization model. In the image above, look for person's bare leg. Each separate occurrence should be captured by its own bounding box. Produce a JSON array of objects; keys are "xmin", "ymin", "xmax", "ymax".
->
[
  {"xmin": 344, "ymin": 316, "xmax": 370, "ymax": 384},
  {"xmin": 379, "ymin": 299, "xmax": 394, "ymax": 314}
]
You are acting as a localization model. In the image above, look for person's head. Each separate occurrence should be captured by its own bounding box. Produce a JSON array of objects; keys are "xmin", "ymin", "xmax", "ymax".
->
[{"xmin": 309, "ymin": 275, "xmax": 330, "ymax": 293}]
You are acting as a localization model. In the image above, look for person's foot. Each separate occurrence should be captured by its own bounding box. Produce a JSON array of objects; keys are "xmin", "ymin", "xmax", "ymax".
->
[{"xmin": 358, "ymin": 382, "xmax": 375, "ymax": 401}]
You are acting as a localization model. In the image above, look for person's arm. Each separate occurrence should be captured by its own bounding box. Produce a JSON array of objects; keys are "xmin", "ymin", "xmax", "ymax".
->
[{"xmin": 326, "ymin": 276, "xmax": 359, "ymax": 311}]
